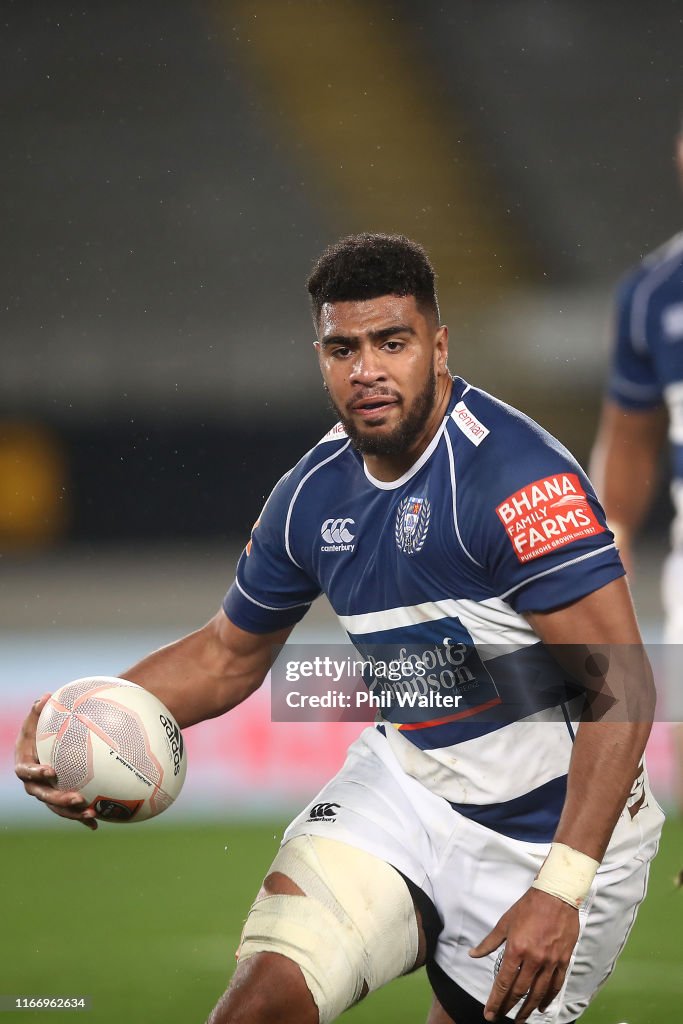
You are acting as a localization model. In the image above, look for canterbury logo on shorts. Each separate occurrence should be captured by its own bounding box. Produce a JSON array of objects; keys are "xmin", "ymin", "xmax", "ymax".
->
[{"xmin": 306, "ymin": 802, "xmax": 340, "ymax": 821}]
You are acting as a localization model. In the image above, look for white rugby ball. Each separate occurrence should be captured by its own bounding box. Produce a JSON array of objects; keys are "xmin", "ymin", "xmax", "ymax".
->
[{"xmin": 36, "ymin": 676, "xmax": 187, "ymax": 823}]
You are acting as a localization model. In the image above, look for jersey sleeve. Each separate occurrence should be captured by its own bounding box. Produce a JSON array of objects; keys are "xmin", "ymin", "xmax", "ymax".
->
[
  {"xmin": 606, "ymin": 270, "xmax": 664, "ymax": 410},
  {"xmin": 458, "ymin": 411, "xmax": 624, "ymax": 614},
  {"xmin": 223, "ymin": 470, "xmax": 321, "ymax": 634}
]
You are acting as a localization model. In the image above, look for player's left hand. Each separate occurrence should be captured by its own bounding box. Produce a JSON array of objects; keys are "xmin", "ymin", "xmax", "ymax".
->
[{"xmin": 468, "ymin": 887, "xmax": 580, "ymax": 1022}]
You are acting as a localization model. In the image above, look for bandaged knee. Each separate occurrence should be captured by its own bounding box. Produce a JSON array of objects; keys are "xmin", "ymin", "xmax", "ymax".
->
[{"xmin": 238, "ymin": 835, "xmax": 418, "ymax": 1024}]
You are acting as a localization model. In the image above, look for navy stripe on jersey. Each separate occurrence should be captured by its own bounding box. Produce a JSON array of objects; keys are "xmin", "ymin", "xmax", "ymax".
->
[
  {"xmin": 351, "ymin": 642, "xmax": 583, "ymax": 746},
  {"xmin": 449, "ymin": 775, "xmax": 567, "ymax": 843}
]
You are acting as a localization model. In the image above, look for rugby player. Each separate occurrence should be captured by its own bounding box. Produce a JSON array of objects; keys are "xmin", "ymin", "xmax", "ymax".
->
[
  {"xmin": 591, "ymin": 125, "xmax": 683, "ymax": 815},
  {"xmin": 16, "ymin": 234, "xmax": 663, "ymax": 1024}
]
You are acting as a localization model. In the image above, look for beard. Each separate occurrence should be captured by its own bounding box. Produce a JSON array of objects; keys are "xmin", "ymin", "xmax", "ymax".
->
[{"xmin": 328, "ymin": 364, "xmax": 438, "ymax": 457}]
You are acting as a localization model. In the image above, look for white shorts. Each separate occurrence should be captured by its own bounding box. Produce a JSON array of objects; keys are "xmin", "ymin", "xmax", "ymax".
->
[{"xmin": 284, "ymin": 726, "xmax": 664, "ymax": 1024}]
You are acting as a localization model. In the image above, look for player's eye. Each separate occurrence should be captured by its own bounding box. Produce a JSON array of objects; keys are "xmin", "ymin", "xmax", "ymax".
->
[
  {"xmin": 331, "ymin": 346, "xmax": 351, "ymax": 359},
  {"xmin": 383, "ymin": 339, "xmax": 403, "ymax": 352}
]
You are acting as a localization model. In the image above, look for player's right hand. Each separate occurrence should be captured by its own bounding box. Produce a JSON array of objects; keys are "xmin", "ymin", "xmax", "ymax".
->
[{"xmin": 14, "ymin": 694, "xmax": 99, "ymax": 830}]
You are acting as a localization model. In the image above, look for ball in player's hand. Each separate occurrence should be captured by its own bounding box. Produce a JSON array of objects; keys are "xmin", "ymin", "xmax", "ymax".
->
[{"xmin": 36, "ymin": 676, "xmax": 187, "ymax": 822}]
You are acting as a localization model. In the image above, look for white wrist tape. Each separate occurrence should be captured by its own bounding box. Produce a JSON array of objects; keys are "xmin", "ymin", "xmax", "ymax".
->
[{"xmin": 531, "ymin": 842, "xmax": 599, "ymax": 909}]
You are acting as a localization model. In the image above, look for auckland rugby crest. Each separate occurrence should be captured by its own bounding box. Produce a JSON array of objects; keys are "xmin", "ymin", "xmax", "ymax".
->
[{"xmin": 395, "ymin": 495, "xmax": 431, "ymax": 555}]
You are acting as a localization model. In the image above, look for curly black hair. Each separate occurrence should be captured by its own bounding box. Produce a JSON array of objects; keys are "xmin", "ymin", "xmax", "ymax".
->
[{"xmin": 307, "ymin": 232, "xmax": 439, "ymax": 327}]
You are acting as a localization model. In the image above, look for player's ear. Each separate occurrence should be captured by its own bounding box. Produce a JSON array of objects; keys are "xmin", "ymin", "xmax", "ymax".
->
[{"xmin": 434, "ymin": 325, "xmax": 449, "ymax": 375}]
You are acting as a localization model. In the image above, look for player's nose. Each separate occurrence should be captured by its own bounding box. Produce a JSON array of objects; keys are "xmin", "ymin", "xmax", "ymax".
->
[{"xmin": 348, "ymin": 344, "xmax": 387, "ymax": 384}]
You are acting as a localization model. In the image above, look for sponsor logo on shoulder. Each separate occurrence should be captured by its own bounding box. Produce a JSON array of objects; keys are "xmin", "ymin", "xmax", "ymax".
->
[
  {"xmin": 321, "ymin": 517, "xmax": 355, "ymax": 552},
  {"xmin": 496, "ymin": 473, "xmax": 604, "ymax": 563},
  {"xmin": 306, "ymin": 802, "xmax": 340, "ymax": 822},
  {"xmin": 318, "ymin": 422, "xmax": 348, "ymax": 443},
  {"xmin": 395, "ymin": 495, "xmax": 431, "ymax": 555},
  {"xmin": 451, "ymin": 400, "xmax": 490, "ymax": 446}
]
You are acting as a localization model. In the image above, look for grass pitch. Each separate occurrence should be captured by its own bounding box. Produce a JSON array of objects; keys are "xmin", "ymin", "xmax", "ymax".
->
[{"xmin": 2, "ymin": 817, "xmax": 681, "ymax": 1022}]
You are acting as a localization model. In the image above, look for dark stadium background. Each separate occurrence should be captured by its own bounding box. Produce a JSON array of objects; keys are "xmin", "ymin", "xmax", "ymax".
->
[{"xmin": 2, "ymin": 2, "xmax": 682, "ymax": 1021}]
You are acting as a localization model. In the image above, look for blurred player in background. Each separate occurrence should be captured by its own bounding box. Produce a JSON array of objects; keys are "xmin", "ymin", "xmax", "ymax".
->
[
  {"xmin": 17, "ymin": 234, "xmax": 663, "ymax": 1024},
  {"xmin": 590, "ymin": 124, "xmax": 683, "ymax": 815}
]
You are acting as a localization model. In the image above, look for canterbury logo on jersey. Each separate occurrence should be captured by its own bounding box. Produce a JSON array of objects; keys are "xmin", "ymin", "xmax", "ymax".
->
[
  {"xmin": 306, "ymin": 802, "xmax": 340, "ymax": 821},
  {"xmin": 320, "ymin": 518, "xmax": 355, "ymax": 552}
]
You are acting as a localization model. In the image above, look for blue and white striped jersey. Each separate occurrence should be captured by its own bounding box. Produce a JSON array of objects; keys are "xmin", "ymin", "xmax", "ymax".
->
[
  {"xmin": 224, "ymin": 378, "xmax": 623, "ymax": 841},
  {"xmin": 608, "ymin": 232, "xmax": 683, "ymax": 544}
]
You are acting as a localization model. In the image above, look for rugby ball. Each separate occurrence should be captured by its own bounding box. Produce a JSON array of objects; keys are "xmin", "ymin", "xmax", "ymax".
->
[{"xmin": 36, "ymin": 676, "xmax": 187, "ymax": 823}]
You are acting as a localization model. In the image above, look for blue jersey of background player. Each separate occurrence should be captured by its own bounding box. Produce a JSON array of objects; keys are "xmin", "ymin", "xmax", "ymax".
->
[
  {"xmin": 17, "ymin": 233, "xmax": 661, "ymax": 1024},
  {"xmin": 591, "ymin": 122, "xmax": 683, "ymax": 597},
  {"xmin": 598, "ymin": 230, "xmax": 683, "ymax": 561},
  {"xmin": 594, "ymin": 228, "xmax": 683, "ymax": 572},
  {"xmin": 591, "ymin": 126, "xmax": 683, "ymax": 814}
]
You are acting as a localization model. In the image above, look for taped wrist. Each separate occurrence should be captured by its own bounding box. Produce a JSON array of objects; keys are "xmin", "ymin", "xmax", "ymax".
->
[{"xmin": 531, "ymin": 842, "xmax": 599, "ymax": 909}]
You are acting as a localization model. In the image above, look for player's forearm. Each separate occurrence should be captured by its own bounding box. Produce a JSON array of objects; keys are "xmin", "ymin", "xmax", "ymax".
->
[
  {"xmin": 120, "ymin": 635, "xmax": 246, "ymax": 729},
  {"xmin": 589, "ymin": 401, "xmax": 666, "ymax": 537},
  {"xmin": 526, "ymin": 580, "xmax": 657, "ymax": 864},
  {"xmin": 553, "ymin": 640, "xmax": 656, "ymax": 862},
  {"xmin": 591, "ymin": 445, "xmax": 655, "ymax": 538},
  {"xmin": 553, "ymin": 718, "xmax": 652, "ymax": 862},
  {"xmin": 120, "ymin": 611, "xmax": 282, "ymax": 729}
]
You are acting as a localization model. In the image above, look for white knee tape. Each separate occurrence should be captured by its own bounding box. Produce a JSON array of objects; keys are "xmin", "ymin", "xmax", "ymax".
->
[
  {"xmin": 238, "ymin": 835, "xmax": 418, "ymax": 1024},
  {"xmin": 239, "ymin": 894, "xmax": 362, "ymax": 1024}
]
